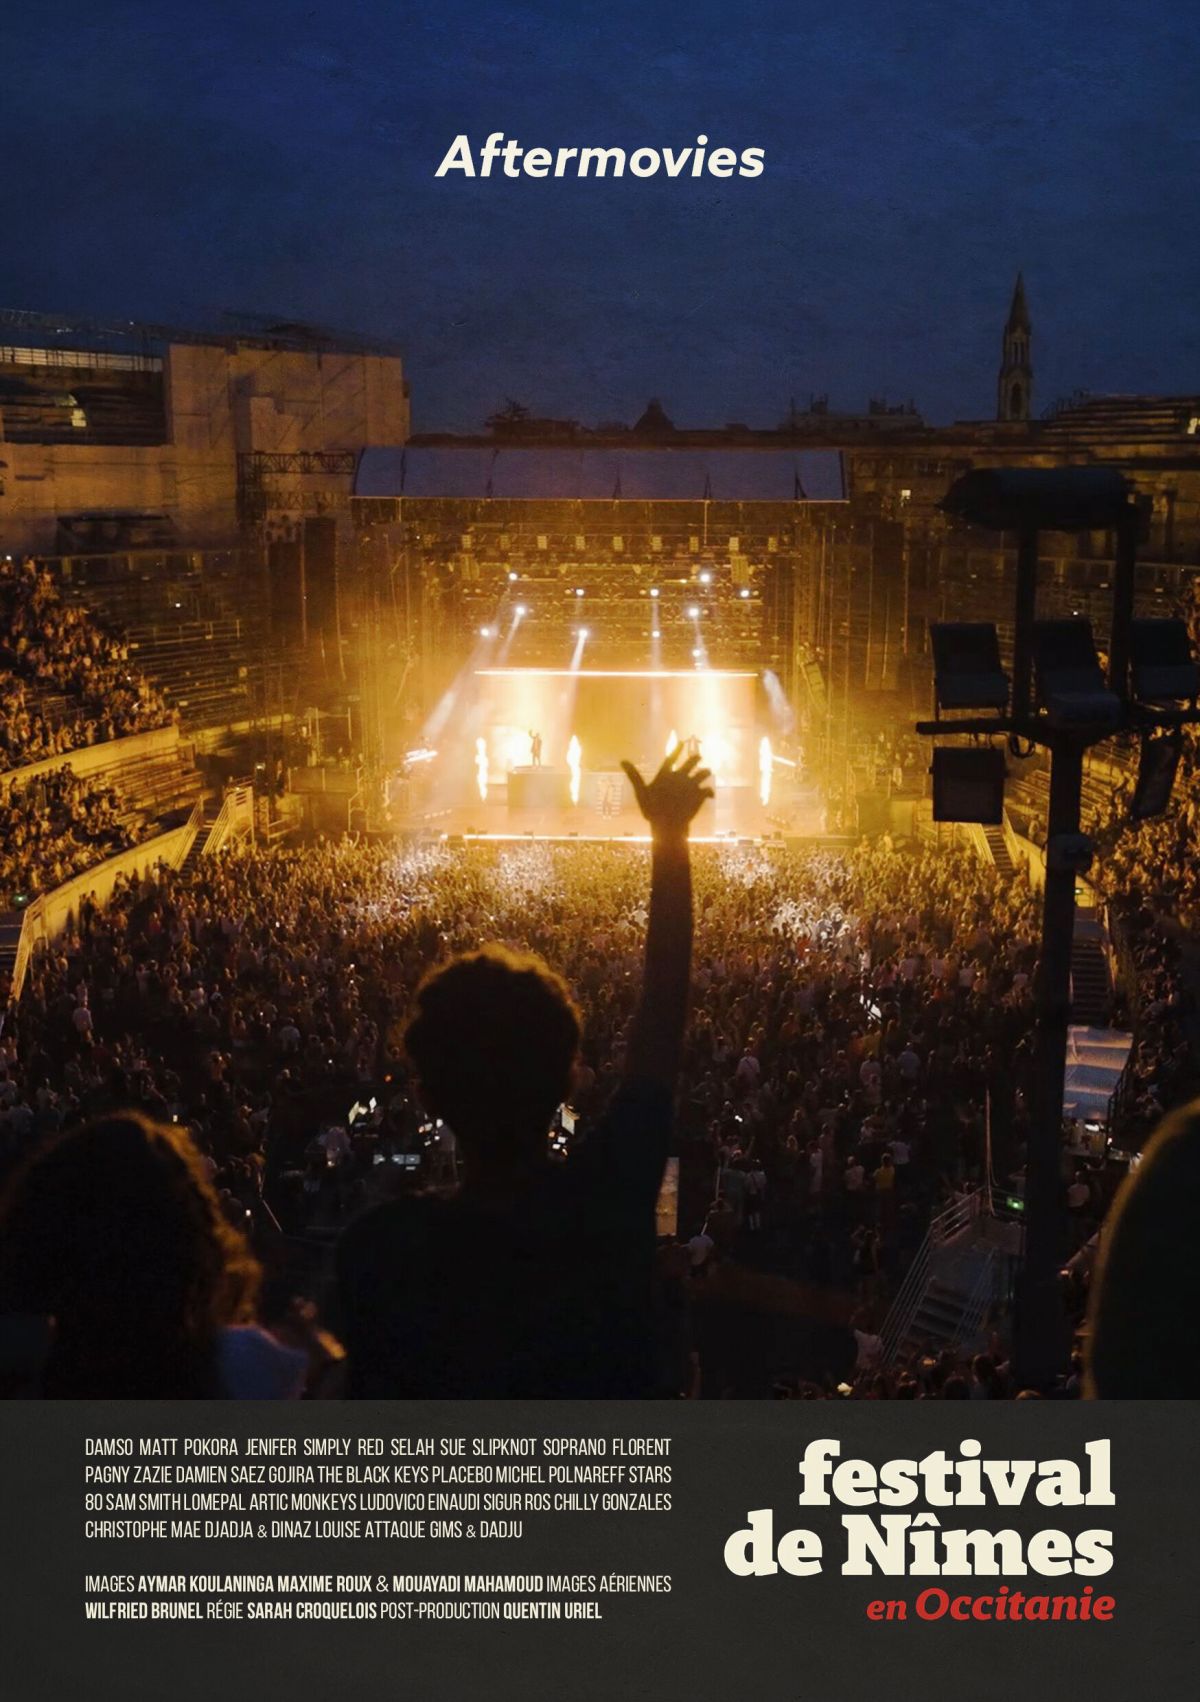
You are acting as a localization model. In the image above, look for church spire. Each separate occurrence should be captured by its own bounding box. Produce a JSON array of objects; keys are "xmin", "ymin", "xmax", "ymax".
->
[
  {"xmin": 998, "ymin": 272, "xmax": 1032, "ymax": 421},
  {"xmin": 1006, "ymin": 272, "xmax": 1031, "ymax": 334}
]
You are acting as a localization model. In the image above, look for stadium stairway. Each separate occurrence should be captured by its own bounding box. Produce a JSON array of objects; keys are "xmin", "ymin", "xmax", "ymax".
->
[
  {"xmin": 877, "ymin": 1192, "xmax": 1017, "ymax": 1373},
  {"xmin": 894, "ymin": 1270, "xmax": 991, "ymax": 1363},
  {"xmin": 981, "ymin": 823, "xmax": 1016, "ymax": 878},
  {"xmin": 178, "ymin": 801, "xmax": 221, "ymax": 877},
  {"xmin": 1070, "ymin": 930, "xmax": 1113, "ymax": 1025}
]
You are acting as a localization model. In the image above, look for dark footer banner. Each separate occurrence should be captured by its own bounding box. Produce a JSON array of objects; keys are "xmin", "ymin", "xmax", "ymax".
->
[{"xmin": 0, "ymin": 1402, "xmax": 1193, "ymax": 1701}]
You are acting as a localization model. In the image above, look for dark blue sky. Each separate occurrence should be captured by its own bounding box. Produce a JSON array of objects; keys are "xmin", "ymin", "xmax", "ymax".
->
[{"xmin": 4, "ymin": 0, "xmax": 1197, "ymax": 430}]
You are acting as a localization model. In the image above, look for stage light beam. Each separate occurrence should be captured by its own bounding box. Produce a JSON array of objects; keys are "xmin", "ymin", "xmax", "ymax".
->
[
  {"xmin": 567, "ymin": 735, "xmax": 582, "ymax": 805},
  {"xmin": 759, "ymin": 735, "xmax": 773, "ymax": 806},
  {"xmin": 475, "ymin": 736, "xmax": 489, "ymax": 800}
]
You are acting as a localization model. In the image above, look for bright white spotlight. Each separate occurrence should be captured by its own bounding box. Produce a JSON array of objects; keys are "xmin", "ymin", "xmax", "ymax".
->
[
  {"xmin": 579, "ymin": 627, "xmax": 590, "ymax": 639},
  {"xmin": 479, "ymin": 626, "xmax": 493, "ymax": 638},
  {"xmin": 650, "ymin": 587, "xmax": 660, "ymax": 599},
  {"xmin": 739, "ymin": 587, "xmax": 751, "ymax": 599},
  {"xmin": 692, "ymin": 647, "xmax": 704, "ymax": 658},
  {"xmin": 566, "ymin": 734, "xmax": 582, "ymax": 805},
  {"xmin": 699, "ymin": 570, "xmax": 712, "ymax": 585},
  {"xmin": 475, "ymin": 737, "xmax": 489, "ymax": 800},
  {"xmin": 652, "ymin": 628, "xmax": 661, "ymax": 639},
  {"xmin": 759, "ymin": 735, "xmax": 772, "ymax": 806},
  {"xmin": 508, "ymin": 571, "xmax": 518, "ymax": 581},
  {"xmin": 575, "ymin": 587, "xmax": 585, "ymax": 597},
  {"xmin": 515, "ymin": 604, "xmax": 527, "ymax": 617},
  {"xmin": 688, "ymin": 605, "xmax": 700, "ymax": 620}
]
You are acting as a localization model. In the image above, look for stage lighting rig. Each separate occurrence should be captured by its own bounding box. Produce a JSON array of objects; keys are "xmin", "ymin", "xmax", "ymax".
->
[
  {"xmin": 1128, "ymin": 618, "xmax": 1200, "ymax": 704},
  {"xmin": 920, "ymin": 464, "xmax": 1200, "ymax": 1392},
  {"xmin": 929, "ymin": 622, "xmax": 1009, "ymax": 712}
]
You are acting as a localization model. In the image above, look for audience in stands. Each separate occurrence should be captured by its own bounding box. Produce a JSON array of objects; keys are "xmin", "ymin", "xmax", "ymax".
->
[
  {"xmin": 0, "ymin": 555, "xmax": 173, "ymax": 771},
  {"xmin": 0, "ymin": 766, "xmax": 144, "ymax": 902}
]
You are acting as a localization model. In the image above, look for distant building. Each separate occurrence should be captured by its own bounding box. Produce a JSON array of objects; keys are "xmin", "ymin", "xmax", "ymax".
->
[
  {"xmin": 997, "ymin": 273, "xmax": 1033, "ymax": 423},
  {"xmin": 0, "ymin": 311, "xmax": 409, "ymax": 554}
]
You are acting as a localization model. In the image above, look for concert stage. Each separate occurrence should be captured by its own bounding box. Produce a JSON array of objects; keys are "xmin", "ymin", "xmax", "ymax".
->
[
  {"xmin": 407, "ymin": 777, "xmax": 826, "ymax": 842},
  {"xmin": 400, "ymin": 662, "xmax": 826, "ymax": 839}
]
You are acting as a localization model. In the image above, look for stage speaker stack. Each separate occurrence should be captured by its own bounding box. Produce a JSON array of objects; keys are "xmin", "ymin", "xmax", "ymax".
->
[
  {"xmin": 267, "ymin": 535, "xmax": 303, "ymax": 640},
  {"xmin": 303, "ymin": 516, "xmax": 339, "ymax": 638}
]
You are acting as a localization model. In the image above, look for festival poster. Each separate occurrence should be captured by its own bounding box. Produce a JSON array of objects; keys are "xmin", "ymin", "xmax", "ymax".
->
[{"xmin": 1, "ymin": 3, "xmax": 1197, "ymax": 1698}]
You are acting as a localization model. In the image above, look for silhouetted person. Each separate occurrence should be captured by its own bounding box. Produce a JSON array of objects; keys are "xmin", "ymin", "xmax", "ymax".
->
[
  {"xmin": 335, "ymin": 747, "xmax": 712, "ymax": 1396},
  {"xmin": 530, "ymin": 729, "xmax": 543, "ymax": 767},
  {"xmin": 0, "ymin": 1113, "xmax": 273, "ymax": 1398},
  {"xmin": 1086, "ymin": 1098, "xmax": 1200, "ymax": 1398}
]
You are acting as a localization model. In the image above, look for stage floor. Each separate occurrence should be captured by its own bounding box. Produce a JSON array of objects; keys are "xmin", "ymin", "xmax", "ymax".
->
[{"xmin": 401, "ymin": 790, "xmax": 828, "ymax": 842}]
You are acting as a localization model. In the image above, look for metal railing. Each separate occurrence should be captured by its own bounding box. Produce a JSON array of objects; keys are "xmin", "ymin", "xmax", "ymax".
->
[
  {"xmin": 953, "ymin": 1247, "xmax": 998, "ymax": 1353},
  {"xmin": 203, "ymin": 785, "xmax": 255, "ymax": 855},
  {"xmin": 878, "ymin": 1187, "xmax": 982, "ymax": 1368}
]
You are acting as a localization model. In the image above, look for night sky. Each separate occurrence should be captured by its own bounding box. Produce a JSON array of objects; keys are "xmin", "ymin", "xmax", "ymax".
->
[{"xmin": 4, "ymin": 0, "xmax": 1197, "ymax": 431}]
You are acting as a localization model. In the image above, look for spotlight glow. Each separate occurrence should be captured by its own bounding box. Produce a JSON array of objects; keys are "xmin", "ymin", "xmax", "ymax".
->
[
  {"xmin": 699, "ymin": 571, "xmax": 712, "ymax": 585},
  {"xmin": 740, "ymin": 587, "xmax": 751, "ymax": 599},
  {"xmin": 566, "ymin": 735, "xmax": 582, "ymax": 805},
  {"xmin": 699, "ymin": 731, "xmax": 732, "ymax": 784},
  {"xmin": 479, "ymin": 626, "xmax": 493, "ymax": 638},
  {"xmin": 759, "ymin": 735, "xmax": 773, "ymax": 806},
  {"xmin": 688, "ymin": 605, "xmax": 700, "ymax": 620},
  {"xmin": 475, "ymin": 736, "xmax": 489, "ymax": 800},
  {"xmin": 650, "ymin": 587, "xmax": 660, "ymax": 598}
]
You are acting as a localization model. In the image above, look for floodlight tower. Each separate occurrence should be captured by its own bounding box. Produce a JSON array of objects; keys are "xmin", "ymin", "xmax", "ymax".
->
[{"xmin": 920, "ymin": 467, "xmax": 1200, "ymax": 1389}]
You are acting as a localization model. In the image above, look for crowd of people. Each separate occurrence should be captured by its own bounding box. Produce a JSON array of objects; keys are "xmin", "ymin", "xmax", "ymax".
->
[
  {"xmin": 0, "ymin": 766, "xmax": 145, "ymax": 904},
  {"xmin": 0, "ymin": 797, "xmax": 1083, "ymax": 1397},
  {"xmin": 0, "ymin": 703, "xmax": 1192, "ymax": 1397},
  {"xmin": 0, "ymin": 555, "xmax": 174, "ymax": 771}
]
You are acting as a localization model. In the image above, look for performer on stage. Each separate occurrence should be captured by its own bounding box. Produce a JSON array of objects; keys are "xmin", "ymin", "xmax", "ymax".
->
[{"xmin": 530, "ymin": 729, "xmax": 543, "ymax": 767}]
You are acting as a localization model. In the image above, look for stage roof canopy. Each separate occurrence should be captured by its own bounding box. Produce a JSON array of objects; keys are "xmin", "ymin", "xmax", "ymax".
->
[{"xmin": 355, "ymin": 446, "xmax": 846, "ymax": 502}]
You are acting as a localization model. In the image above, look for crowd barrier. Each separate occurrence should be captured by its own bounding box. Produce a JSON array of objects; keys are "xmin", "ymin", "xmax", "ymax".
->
[
  {"xmin": 0, "ymin": 724, "xmax": 181, "ymax": 792},
  {"xmin": 7, "ymin": 804, "xmax": 202, "ymax": 1001}
]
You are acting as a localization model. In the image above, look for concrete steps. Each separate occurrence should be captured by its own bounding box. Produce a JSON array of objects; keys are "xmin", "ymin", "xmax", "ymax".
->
[
  {"xmin": 982, "ymin": 823, "xmax": 1016, "ymax": 877},
  {"xmin": 1071, "ymin": 935, "xmax": 1112, "ymax": 1024}
]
